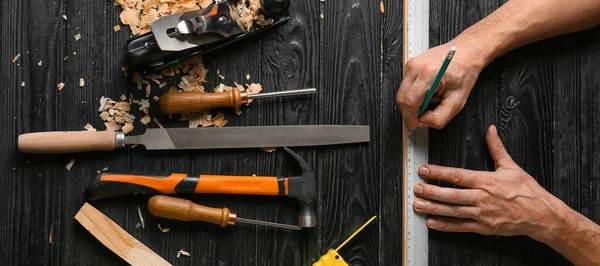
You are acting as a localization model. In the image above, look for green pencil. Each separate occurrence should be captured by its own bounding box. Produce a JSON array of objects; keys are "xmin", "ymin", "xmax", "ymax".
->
[{"xmin": 418, "ymin": 46, "xmax": 456, "ymax": 117}]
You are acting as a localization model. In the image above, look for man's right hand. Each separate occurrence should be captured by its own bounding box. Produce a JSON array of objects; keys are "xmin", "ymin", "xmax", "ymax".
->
[{"xmin": 396, "ymin": 43, "xmax": 486, "ymax": 130}]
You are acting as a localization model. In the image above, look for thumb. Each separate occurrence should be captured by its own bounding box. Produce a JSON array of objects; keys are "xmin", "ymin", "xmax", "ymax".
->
[{"xmin": 486, "ymin": 125, "xmax": 514, "ymax": 168}]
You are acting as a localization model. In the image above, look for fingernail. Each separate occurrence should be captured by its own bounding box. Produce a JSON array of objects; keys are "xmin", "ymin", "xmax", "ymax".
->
[
  {"xmin": 414, "ymin": 199, "xmax": 426, "ymax": 209},
  {"xmin": 490, "ymin": 125, "xmax": 497, "ymax": 136},
  {"xmin": 418, "ymin": 166, "xmax": 429, "ymax": 176},
  {"xmin": 414, "ymin": 184, "xmax": 423, "ymax": 194},
  {"xmin": 427, "ymin": 219, "xmax": 437, "ymax": 227}
]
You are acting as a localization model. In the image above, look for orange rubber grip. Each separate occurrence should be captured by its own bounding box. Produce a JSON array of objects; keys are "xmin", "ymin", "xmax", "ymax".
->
[
  {"xmin": 85, "ymin": 172, "xmax": 289, "ymax": 200},
  {"xmin": 195, "ymin": 175, "xmax": 288, "ymax": 195}
]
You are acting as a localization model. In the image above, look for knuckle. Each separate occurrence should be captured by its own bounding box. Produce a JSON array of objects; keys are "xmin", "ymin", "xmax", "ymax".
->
[
  {"xmin": 456, "ymin": 221, "xmax": 466, "ymax": 231},
  {"xmin": 422, "ymin": 64, "xmax": 440, "ymax": 77},
  {"xmin": 452, "ymin": 206, "xmax": 462, "ymax": 217},
  {"xmin": 451, "ymin": 191, "xmax": 462, "ymax": 203},
  {"xmin": 448, "ymin": 170, "xmax": 463, "ymax": 184},
  {"xmin": 473, "ymin": 207, "xmax": 482, "ymax": 217},
  {"xmin": 403, "ymin": 94, "xmax": 418, "ymax": 108}
]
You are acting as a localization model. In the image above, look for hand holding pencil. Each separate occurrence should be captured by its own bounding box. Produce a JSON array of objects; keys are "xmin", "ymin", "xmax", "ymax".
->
[{"xmin": 397, "ymin": 43, "xmax": 486, "ymax": 130}]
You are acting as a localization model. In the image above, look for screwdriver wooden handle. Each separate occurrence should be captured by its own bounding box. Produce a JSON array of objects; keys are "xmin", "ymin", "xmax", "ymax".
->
[
  {"xmin": 159, "ymin": 88, "xmax": 248, "ymax": 114},
  {"xmin": 147, "ymin": 195, "xmax": 236, "ymax": 227}
]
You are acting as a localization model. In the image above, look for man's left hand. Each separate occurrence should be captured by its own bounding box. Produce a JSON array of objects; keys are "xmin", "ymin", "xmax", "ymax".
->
[{"xmin": 413, "ymin": 125, "xmax": 564, "ymax": 240}]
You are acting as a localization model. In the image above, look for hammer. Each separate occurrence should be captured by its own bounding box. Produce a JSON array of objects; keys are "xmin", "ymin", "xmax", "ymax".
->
[{"xmin": 84, "ymin": 148, "xmax": 317, "ymax": 228}]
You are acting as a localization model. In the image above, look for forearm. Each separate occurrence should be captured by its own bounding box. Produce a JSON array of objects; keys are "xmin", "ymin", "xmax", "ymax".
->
[
  {"xmin": 532, "ymin": 196, "xmax": 600, "ymax": 265},
  {"xmin": 450, "ymin": 0, "xmax": 600, "ymax": 66}
]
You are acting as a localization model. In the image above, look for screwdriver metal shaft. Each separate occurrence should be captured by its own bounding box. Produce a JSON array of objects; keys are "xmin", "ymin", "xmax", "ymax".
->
[
  {"xmin": 237, "ymin": 217, "xmax": 301, "ymax": 230},
  {"xmin": 247, "ymin": 88, "xmax": 317, "ymax": 100}
]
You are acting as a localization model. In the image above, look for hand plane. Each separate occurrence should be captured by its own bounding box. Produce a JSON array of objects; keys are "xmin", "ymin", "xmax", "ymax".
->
[{"xmin": 126, "ymin": 0, "xmax": 290, "ymax": 72}]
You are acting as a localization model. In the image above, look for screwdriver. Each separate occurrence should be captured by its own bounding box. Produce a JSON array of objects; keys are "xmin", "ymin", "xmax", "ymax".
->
[
  {"xmin": 159, "ymin": 87, "xmax": 317, "ymax": 114},
  {"xmin": 147, "ymin": 195, "xmax": 301, "ymax": 230}
]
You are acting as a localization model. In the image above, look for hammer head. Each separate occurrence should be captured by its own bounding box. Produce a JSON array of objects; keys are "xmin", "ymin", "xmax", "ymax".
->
[{"xmin": 283, "ymin": 147, "xmax": 317, "ymax": 228}]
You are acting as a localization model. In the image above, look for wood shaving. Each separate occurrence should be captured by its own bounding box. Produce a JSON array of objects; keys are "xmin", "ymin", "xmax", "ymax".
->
[
  {"xmin": 84, "ymin": 123, "xmax": 97, "ymax": 131},
  {"xmin": 245, "ymin": 83, "xmax": 263, "ymax": 104},
  {"xmin": 140, "ymin": 115, "xmax": 151, "ymax": 125},
  {"xmin": 138, "ymin": 99, "xmax": 150, "ymax": 111},
  {"xmin": 20, "ymin": 82, "xmax": 25, "ymax": 87},
  {"xmin": 65, "ymin": 158, "xmax": 75, "ymax": 171},
  {"xmin": 114, "ymin": 25, "xmax": 121, "ymax": 32},
  {"xmin": 122, "ymin": 123, "xmax": 134, "ymax": 134},
  {"xmin": 218, "ymin": 75, "xmax": 225, "ymax": 80},
  {"xmin": 63, "ymin": 15, "xmax": 68, "ymax": 20},
  {"xmin": 157, "ymin": 224, "xmax": 170, "ymax": 233},
  {"xmin": 38, "ymin": 60, "xmax": 42, "ymax": 66},
  {"xmin": 79, "ymin": 78, "xmax": 85, "ymax": 87},
  {"xmin": 49, "ymin": 224, "xmax": 53, "ymax": 244},
  {"xmin": 102, "ymin": 167, "xmax": 109, "ymax": 171},
  {"xmin": 177, "ymin": 249, "xmax": 190, "ymax": 258},
  {"xmin": 12, "ymin": 54, "xmax": 20, "ymax": 63},
  {"xmin": 261, "ymin": 147, "xmax": 276, "ymax": 152},
  {"xmin": 153, "ymin": 118, "xmax": 164, "ymax": 128},
  {"xmin": 57, "ymin": 83, "xmax": 65, "ymax": 91},
  {"xmin": 137, "ymin": 207, "xmax": 145, "ymax": 229},
  {"xmin": 74, "ymin": 33, "xmax": 81, "ymax": 41},
  {"xmin": 120, "ymin": 94, "xmax": 127, "ymax": 101},
  {"xmin": 235, "ymin": 0, "xmax": 274, "ymax": 31},
  {"xmin": 212, "ymin": 112, "xmax": 227, "ymax": 127},
  {"xmin": 380, "ymin": 1, "xmax": 384, "ymax": 13},
  {"xmin": 153, "ymin": 96, "xmax": 160, "ymax": 102},
  {"xmin": 98, "ymin": 96, "xmax": 136, "ymax": 133},
  {"xmin": 246, "ymin": 74, "xmax": 250, "ymax": 80}
]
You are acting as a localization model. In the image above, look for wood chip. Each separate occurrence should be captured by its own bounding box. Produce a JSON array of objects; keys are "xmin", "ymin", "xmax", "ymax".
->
[
  {"xmin": 261, "ymin": 147, "xmax": 277, "ymax": 152},
  {"xmin": 12, "ymin": 54, "xmax": 20, "ymax": 63},
  {"xmin": 62, "ymin": 15, "xmax": 67, "ymax": 20},
  {"xmin": 114, "ymin": 25, "xmax": 121, "ymax": 32},
  {"xmin": 177, "ymin": 249, "xmax": 190, "ymax": 258},
  {"xmin": 380, "ymin": 1, "xmax": 384, "ymax": 13},
  {"xmin": 20, "ymin": 82, "xmax": 25, "ymax": 87},
  {"xmin": 65, "ymin": 158, "xmax": 75, "ymax": 171},
  {"xmin": 140, "ymin": 115, "xmax": 151, "ymax": 125},
  {"xmin": 153, "ymin": 96, "xmax": 160, "ymax": 102},
  {"xmin": 122, "ymin": 123, "xmax": 134, "ymax": 134},
  {"xmin": 138, "ymin": 99, "xmax": 150, "ymax": 111},
  {"xmin": 57, "ymin": 83, "xmax": 65, "ymax": 91},
  {"xmin": 137, "ymin": 207, "xmax": 145, "ymax": 229},
  {"xmin": 79, "ymin": 78, "xmax": 85, "ymax": 87},
  {"xmin": 84, "ymin": 123, "xmax": 97, "ymax": 131},
  {"xmin": 157, "ymin": 224, "xmax": 170, "ymax": 233},
  {"xmin": 113, "ymin": 102, "xmax": 131, "ymax": 111},
  {"xmin": 38, "ymin": 60, "xmax": 42, "ymax": 66},
  {"xmin": 49, "ymin": 224, "xmax": 53, "ymax": 244},
  {"xmin": 246, "ymin": 74, "xmax": 251, "ymax": 80},
  {"xmin": 219, "ymin": 75, "xmax": 225, "ymax": 80},
  {"xmin": 153, "ymin": 118, "xmax": 164, "ymax": 128},
  {"xmin": 212, "ymin": 112, "xmax": 228, "ymax": 127},
  {"xmin": 74, "ymin": 33, "xmax": 81, "ymax": 41}
]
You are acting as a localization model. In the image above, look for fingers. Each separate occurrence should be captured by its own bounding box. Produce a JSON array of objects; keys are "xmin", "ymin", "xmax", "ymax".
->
[
  {"xmin": 414, "ymin": 183, "xmax": 479, "ymax": 205},
  {"xmin": 413, "ymin": 198, "xmax": 480, "ymax": 218},
  {"xmin": 485, "ymin": 125, "xmax": 514, "ymax": 168},
  {"xmin": 418, "ymin": 95, "xmax": 460, "ymax": 129},
  {"xmin": 398, "ymin": 62, "xmax": 440, "ymax": 130},
  {"xmin": 425, "ymin": 217, "xmax": 484, "ymax": 234},
  {"xmin": 418, "ymin": 165, "xmax": 482, "ymax": 188}
]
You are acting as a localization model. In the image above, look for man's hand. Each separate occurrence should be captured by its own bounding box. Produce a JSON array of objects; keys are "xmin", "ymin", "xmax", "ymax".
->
[
  {"xmin": 412, "ymin": 125, "xmax": 562, "ymax": 239},
  {"xmin": 397, "ymin": 43, "xmax": 485, "ymax": 130}
]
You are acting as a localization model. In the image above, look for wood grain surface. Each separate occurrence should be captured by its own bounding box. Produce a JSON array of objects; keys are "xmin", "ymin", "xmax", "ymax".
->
[
  {"xmin": 1, "ymin": 0, "xmax": 598, "ymax": 265},
  {"xmin": 429, "ymin": 1, "xmax": 600, "ymax": 265}
]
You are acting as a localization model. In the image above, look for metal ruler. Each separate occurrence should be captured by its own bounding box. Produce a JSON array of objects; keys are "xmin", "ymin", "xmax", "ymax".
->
[{"xmin": 402, "ymin": 0, "xmax": 430, "ymax": 265}]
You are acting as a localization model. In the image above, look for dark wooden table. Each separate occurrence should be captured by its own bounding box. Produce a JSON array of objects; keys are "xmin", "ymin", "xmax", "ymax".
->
[{"xmin": 1, "ymin": 0, "xmax": 598, "ymax": 265}]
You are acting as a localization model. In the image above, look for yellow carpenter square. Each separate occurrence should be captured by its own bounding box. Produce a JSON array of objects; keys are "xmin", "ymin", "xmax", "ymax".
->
[{"xmin": 313, "ymin": 216, "xmax": 377, "ymax": 266}]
